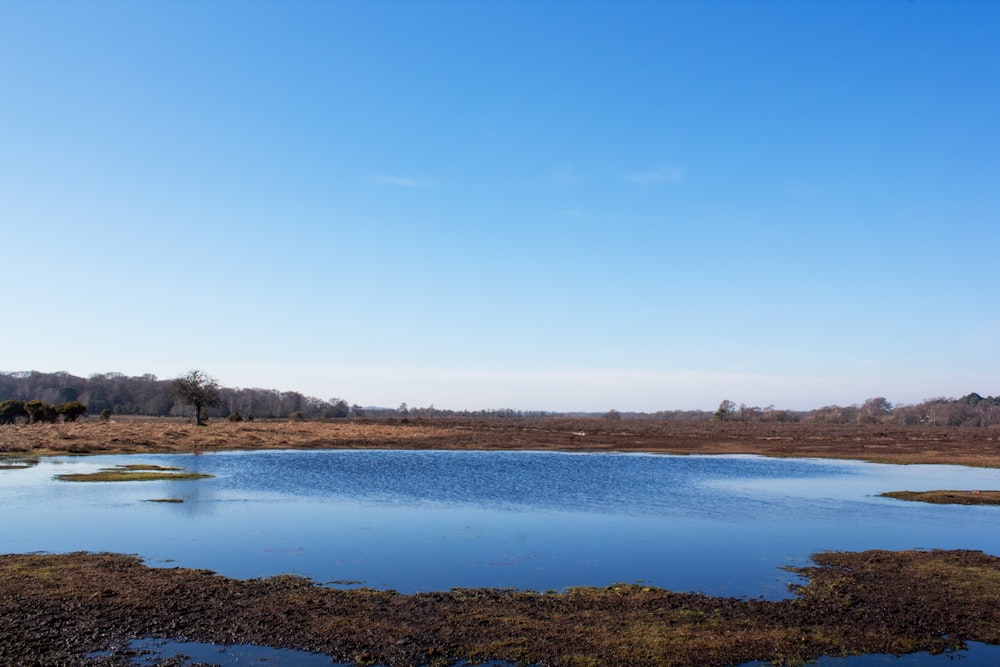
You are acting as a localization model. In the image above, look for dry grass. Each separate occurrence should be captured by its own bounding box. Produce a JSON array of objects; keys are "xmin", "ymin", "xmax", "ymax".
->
[
  {"xmin": 0, "ymin": 418, "xmax": 461, "ymax": 456},
  {"xmin": 2, "ymin": 417, "xmax": 999, "ymax": 467}
]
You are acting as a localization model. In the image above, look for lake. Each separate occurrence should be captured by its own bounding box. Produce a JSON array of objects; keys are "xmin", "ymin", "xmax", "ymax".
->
[{"xmin": 4, "ymin": 449, "xmax": 1000, "ymax": 665}]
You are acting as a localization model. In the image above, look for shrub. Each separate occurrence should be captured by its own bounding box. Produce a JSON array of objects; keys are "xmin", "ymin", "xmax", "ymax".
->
[
  {"xmin": 99, "ymin": 408, "xmax": 112, "ymax": 422},
  {"xmin": 0, "ymin": 400, "xmax": 28, "ymax": 425},
  {"xmin": 25, "ymin": 400, "xmax": 58, "ymax": 424},
  {"xmin": 56, "ymin": 401, "xmax": 88, "ymax": 422},
  {"xmin": 226, "ymin": 411, "xmax": 243, "ymax": 422}
]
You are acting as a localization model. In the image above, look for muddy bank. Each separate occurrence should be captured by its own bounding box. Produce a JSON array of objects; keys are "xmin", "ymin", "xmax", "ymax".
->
[
  {"xmin": 1, "ymin": 549, "xmax": 998, "ymax": 666},
  {"xmin": 880, "ymin": 490, "xmax": 1000, "ymax": 505},
  {"xmin": 2, "ymin": 417, "xmax": 999, "ymax": 467}
]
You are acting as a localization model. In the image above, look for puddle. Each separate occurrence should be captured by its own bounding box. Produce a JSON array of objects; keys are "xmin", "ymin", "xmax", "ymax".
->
[
  {"xmin": 88, "ymin": 637, "xmax": 1000, "ymax": 667},
  {"xmin": 736, "ymin": 641, "xmax": 1000, "ymax": 666},
  {"xmin": 89, "ymin": 638, "xmax": 344, "ymax": 666},
  {"xmin": 89, "ymin": 637, "xmax": 533, "ymax": 665}
]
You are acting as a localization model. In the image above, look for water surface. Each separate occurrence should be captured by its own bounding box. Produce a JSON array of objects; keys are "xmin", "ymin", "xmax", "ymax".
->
[
  {"xmin": 91, "ymin": 638, "xmax": 1000, "ymax": 667},
  {"xmin": 2, "ymin": 450, "xmax": 999, "ymax": 599}
]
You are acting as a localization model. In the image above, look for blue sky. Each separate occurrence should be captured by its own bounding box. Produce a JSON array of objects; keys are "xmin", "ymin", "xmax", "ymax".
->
[{"xmin": 2, "ymin": 0, "xmax": 997, "ymax": 411}]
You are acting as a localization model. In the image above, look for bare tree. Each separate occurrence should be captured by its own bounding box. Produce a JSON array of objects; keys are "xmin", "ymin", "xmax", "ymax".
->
[{"xmin": 172, "ymin": 370, "xmax": 222, "ymax": 426}]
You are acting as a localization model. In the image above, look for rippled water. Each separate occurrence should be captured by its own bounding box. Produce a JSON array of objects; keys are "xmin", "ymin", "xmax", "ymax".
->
[{"xmin": 3, "ymin": 450, "xmax": 1000, "ymax": 599}]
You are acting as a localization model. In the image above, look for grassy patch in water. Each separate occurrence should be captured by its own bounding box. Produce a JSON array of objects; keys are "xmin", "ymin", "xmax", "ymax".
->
[
  {"xmin": 0, "ymin": 457, "xmax": 40, "ymax": 470},
  {"xmin": 56, "ymin": 464, "xmax": 212, "ymax": 483},
  {"xmin": 880, "ymin": 490, "xmax": 1000, "ymax": 506}
]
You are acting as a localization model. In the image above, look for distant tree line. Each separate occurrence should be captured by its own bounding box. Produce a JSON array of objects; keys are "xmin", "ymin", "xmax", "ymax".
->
[
  {"xmin": 712, "ymin": 393, "xmax": 1000, "ymax": 428},
  {"xmin": 0, "ymin": 371, "xmax": 354, "ymax": 422},
  {"xmin": 0, "ymin": 370, "xmax": 996, "ymax": 427}
]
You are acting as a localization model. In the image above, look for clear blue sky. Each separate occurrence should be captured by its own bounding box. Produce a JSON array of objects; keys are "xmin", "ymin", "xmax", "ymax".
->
[{"xmin": 2, "ymin": 1, "xmax": 997, "ymax": 412}]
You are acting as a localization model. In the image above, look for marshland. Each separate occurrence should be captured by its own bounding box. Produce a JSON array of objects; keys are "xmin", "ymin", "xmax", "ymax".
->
[{"xmin": 2, "ymin": 417, "xmax": 1000, "ymax": 666}]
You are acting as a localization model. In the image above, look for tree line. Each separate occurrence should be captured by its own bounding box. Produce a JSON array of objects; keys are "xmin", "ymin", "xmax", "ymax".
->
[
  {"xmin": 0, "ymin": 371, "xmax": 353, "ymax": 422},
  {"xmin": 0, "ymin": 370, "xmax": 997, "ymax": 427},
  {"xmin": 713, "ymin": 394, "xmax": 1000, "ymax": 428}
]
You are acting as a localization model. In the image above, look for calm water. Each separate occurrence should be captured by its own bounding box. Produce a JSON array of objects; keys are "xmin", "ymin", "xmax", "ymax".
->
[
  {"xmin": 6, "ymin": 450, "xmax": 1000, "ymax": 666},
  {"xmin": 3, "ymin": 451, "xmax": 1000, "ymax": 598}
]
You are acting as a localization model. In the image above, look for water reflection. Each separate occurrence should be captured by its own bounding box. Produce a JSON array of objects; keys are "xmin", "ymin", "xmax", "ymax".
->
[
  {"xmin": 103, "ymin": 637, "xmax": 534, "ymax": 666},
  {"xmin": 1, "ymin": 451, "xmax": 999, "ymax": 600},
  {"xmin": 0, "ymin": 456, "xmax": 39, "ymax": 470},
  {"xmin": 738, "ymin": 642, "xmax": 1000, "ymax": 666},
  {"xmin": 90, "ymin": 638, "xmax": 338, "ymax": 666},
  {"xmin": 97, "ymin": 637, "xmax": 1000, "ymax": 667}
]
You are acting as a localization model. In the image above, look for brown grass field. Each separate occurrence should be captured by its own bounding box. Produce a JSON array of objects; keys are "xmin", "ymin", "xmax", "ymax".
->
[{"xmin": 2, "ymin": 416, "xmax": 999, "ymax": 467}]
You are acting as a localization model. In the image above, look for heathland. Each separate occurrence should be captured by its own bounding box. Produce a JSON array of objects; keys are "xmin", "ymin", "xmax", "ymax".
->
[
  {"xmin": 2, "ymin": 417, "xmax": 1000, "ymax": 666},
  {"xmin": 2, "ymin": 416, "xmax": 999, "ymax": 467}
]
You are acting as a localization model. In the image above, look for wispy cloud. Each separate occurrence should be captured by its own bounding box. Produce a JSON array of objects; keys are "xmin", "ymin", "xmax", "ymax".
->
[
  {"xmin": 622, "ymin": 166, "xmax": 684, "ymax": 185},
  {"xmin": 370, "ymin": 175, "xmax": 435, "ymax": 188},
  {"xmin": 783, "ymin": 184, "xmax": 824, "ymax": 198},
  {"xmin": 549, "ymin": 165, "xmax": 580, "ymax": 187},
  {"xmin": 562, "ymin": 207, "xmax": 591, "ymax": 220}
]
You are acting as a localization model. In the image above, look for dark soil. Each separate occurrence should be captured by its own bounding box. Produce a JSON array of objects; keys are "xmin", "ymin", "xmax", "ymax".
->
[{"xmin": 1, "ymin": 550, "xmax": 999, "ymax": 667}]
